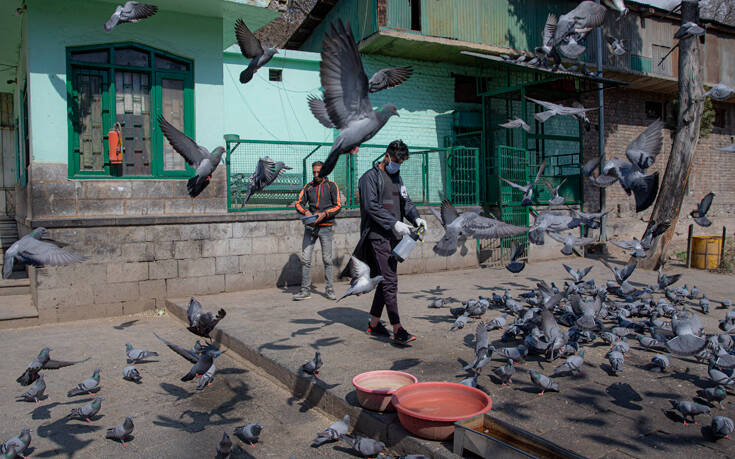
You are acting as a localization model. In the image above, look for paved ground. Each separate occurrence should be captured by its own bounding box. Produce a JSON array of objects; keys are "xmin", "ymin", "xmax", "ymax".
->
[
  {"xmin": 168, "ymin": 257, "xmax": 735, "ymax": 459},
  {"xmin": 0, "ymin": 313, "xmax": 356, "ymax": 458}
]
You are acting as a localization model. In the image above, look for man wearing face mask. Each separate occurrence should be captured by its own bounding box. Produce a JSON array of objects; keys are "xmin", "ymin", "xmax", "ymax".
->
[{"xmin": 350, "ymin": 140, "xmax": 427, "ymax": 345}]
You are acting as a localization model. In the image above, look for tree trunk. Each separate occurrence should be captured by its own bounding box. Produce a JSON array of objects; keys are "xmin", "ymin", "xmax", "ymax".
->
[{"xmin": 639, "ymin": 0, "xmax": 705, "ymax": 270}]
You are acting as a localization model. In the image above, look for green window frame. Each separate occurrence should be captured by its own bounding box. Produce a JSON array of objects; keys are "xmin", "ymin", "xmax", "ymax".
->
[{"xmin": 66, "ymin": 42, "xmax": 195, "ymax": 179}]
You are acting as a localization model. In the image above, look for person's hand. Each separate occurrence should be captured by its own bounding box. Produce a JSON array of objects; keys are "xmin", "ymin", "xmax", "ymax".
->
[
  {"xmin": 315, "ymin": 212, "xmax": 326, "ymax": 223},
  {"xmin": 393, "ymin": 221, "xmax": 412, "ymax": 238},
  {"xmin": 415, "ymin": 218, "xmax": 427, "ymax": 233},
  {"xmin": 304, "ymin": 210, "xmax": 312, "ymax": 217}
]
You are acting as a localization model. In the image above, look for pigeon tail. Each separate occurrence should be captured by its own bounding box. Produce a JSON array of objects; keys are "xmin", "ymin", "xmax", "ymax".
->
[
  {"xmin": 319, "ymin": 148, "xmax": 342, "ymax": 178},
  {"xmin": 506, "ymin": 261, "xmax": 525, "ymax": 273},
  {"xmin": 666, "ymin": 334, "xmax": 707, "ymax": 356},
  {"xmin": 534, "ymin": 110, "xmax": 556, "ymax": 123},
  {"xmin": 240, "ymin": 67, "xmax": 255, "ymax": 84},
  {"xmin": 187, "ymin": 175, "xmax": 210, "ymax": 198},
  {"xmin": 694, "ymin": 216, "xmax": 712, "ymax": 227},
  {"xmin": 16, "ymin": 369, "xmax": 36, "ymax": 386},
  {"xmin": 631, "ymin": 172, "xmax": 659, "ymax": 213},
  {"xmin": 104, "ymin": 16, "xmax": 119, "ymax": 32},
  {"xmin": 528, "ymin": 228, "xmax": 545, "ymax": 245}
]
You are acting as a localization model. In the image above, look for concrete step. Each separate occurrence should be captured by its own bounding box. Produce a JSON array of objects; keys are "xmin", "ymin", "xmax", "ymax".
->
[
  {"xmin": 0, "ymin": 277, "xmax": 30, "ymax": 295},
  {"xmin": 0, "ymin": 293, "xmax": 38, "ymax": 330}
]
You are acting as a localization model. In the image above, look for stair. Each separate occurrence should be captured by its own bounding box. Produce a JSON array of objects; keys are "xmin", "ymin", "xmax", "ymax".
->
[
  {"xmin": 0, "ymin": 216, "xmax": 27, "ymax": 278},
  {"xmin": 0, "ymin": 277, "xmax": 30, "ymax": 295},
  {"xmin": 0, "ymin": 293, "xmax": 37, "ymax": 329}
]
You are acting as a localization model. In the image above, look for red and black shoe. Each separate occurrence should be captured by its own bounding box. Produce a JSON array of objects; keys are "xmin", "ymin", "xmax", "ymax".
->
[
  {"xmin": 393, "ymin": 327, "xmax": 416, "ymax": 345},
  {"xmin": 367, "ymin": 320, "xmax": 391, "ymax": 337}
]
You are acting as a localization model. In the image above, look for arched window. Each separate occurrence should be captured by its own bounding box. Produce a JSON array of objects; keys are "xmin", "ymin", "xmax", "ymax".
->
[{"xmin": 66, "ymin": 43, "xmax": 194, "ymax": 178}]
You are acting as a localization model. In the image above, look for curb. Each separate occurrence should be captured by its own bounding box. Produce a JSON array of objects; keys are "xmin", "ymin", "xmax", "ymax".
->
[{"xmin": 165, "ymin": 299, "xmax": 461, "ymax": 459}]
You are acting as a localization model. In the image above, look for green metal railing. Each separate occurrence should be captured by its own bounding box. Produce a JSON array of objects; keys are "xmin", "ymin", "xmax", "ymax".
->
[{"xmin": 224, "ymin": 137, "xmax": 480, "ymax": 212}]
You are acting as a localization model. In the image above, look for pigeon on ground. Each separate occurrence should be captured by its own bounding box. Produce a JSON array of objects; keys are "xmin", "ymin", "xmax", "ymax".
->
[
  {"xmin": 316, "ymin": 20, "xmax": 399, "ymax": 178},
  {"xmin": 1, "ymin": 445, "xmax": 18, "ymax": 459},
  {"xmin": 122, "ymin": 366, "xmax": 142, "ymax": 382},
  {"xmin": 571, "ymin": 294, "xmax": 601, "ymax": 330},
  {"xmin": 709, "ymin": 360, "xmax": 735, "ymax": 387},
  {"xmin": 542, "ymin": 178, "xmax": 567, "ymax": 205},
  {"xmin": 459, "ymin": 373, "xmax": 479, "ymax": 387},
  {"xmin": 554, "ymin": 350, "xmax": 585, "ymax": 376},
  {"xmin": 526, "ymin": 97, "xmax": 598, "ymax": 124},
  {"xmin": 651, "ymin": 354, "xmax": 670, "ymax": 372},
  {"xmin": 340, "ymin": 434, "xmax": 386, "ymax": 457},
  {"xmin": 16, "ymin": 346, "xmax": 89, "ymax": 386},
  {"xmin": 3, "ymin": 228, "xmax": 86, "ymax": 279},
  {"xmin": 0, "ymin": 428, "xmax": 31, "ymax": 458},
  {"xmin": 489, "ymin": 344, "xmax": 527, "ymax": 363},
  {"xmin": 493, "ymin": 360, "xmax": 515, "ymax": 385},
  {"xmin": 564, "ymin": 264, "xmax": 592, "ymax": 283},
  {"xmin": 106, "ymin": 416, "xmax": 134, "ymax": 446},
  {"xmin": 547, "ymin": 231, "xmax": 596, "ymax": 256},
  {"xmin": 242, "ymin": 157, "xmax": 293, "ymax": 204},
  {"xmin": 311, "ymin": 415, "xmax": 350, "ymax": 448},
  {"xmin": 217, "ymin": 431, "xmax": 232, "ymax": 458},
  {"xmin": 104, "ymin": 2, "xmax": 158, "ymax": 32},
  {"xmin": 715, "ymin": 143, "xmax": 735, "ymax": 153},
  {"xmin": 505, "ymin": 243, "xmax": 526, "ymax": 273},
  {"xmin": 450, "ymin": 306, "xmax": 468, "ymax": 318},
  {"xmin": 689, "ymin": 285, "xmax": 701, "ymax": 300},
  {"xmin": 463, "ymin": 321, "xmax": 489, "ymax": 371},
  {"xmin": 636, "ymin": 334, "xmax": 665, "ymax": 350},
  {"xmin": 607, "ymin": 36, "xmax": 626, "ymax": 55},
  {"xmin": 428, "ymin": 298, "xmax": 445, "ymax": 308},
  {"xmin": 302, "ymin": 351, "xmax": 322, "ymax": 377},
  {"xmin": 234, "ymin": 18, "xmax": 278, "ymax": 85},
  {"xmin": 666, "ymin": 314, "xmax": 706, "ymax": 356},
  {"xmin": 529, "ymin": 370, "xmax": 559, "ymax": 395},
  {"xmin": 158, "ymin": 115, "xmax": 224, "ymax": 197},
  {"xmin": 659, "ymin": 21, "xmax": 706, "ymax": 66},
  {"xmin": 339, "ymin": 257, "xmax": 383, "ymax": 302},
  {"xmin": 68, "ymin": 396, "xmax": 104, "ymax": 423},
  {"xmin": 669, "ymin": 400, "xmax": 710, "ymax": 426},
  {"xmin": 125, "ymin": 342, "xmax": 158, "ymax": 364},
  {"xmin": 599, "ymin": 158, "xmax": 660, "ymax": 212},
  {"xmin": 451, "ymin": 313, "xmax": 470, "ymax": 331},
  {"xmin": 67, "ymin": 368, "xmax": 101, "ymax": 397},
  {"xmin": 499, "ymin": 118, "xmax": 531, "ymax": 132},
  {"xmin": 703, "ymin": 83, "xmax": 735, "ymax": 101},
  {"xmin": 711, "ymin": 416, "xmax": 734, "ymax": 439},
  {"xmin": 691, "ymin": 192, "xmax": 714, "ymax": 227},
  {"xmin": 196, "ymin": 363, "xmax": 216, "ymax": 390},
  {"xmin": 499, "ymin": 160, "xmax": 546, "ymax": 206},
  {"xmin": 700, "ymin": 386, "xmax": 727, "ymax": 409},
  {"xmin": 17, "ymin": 374, "xmax": 45, "ymax": 404},
  {"xmin": 186, "ymin": 297, "xmax": 226, "ymax": 339},
  {"xmin": 234, "ymin": 423, "xmax": 263, "ymax": 447},
  {"xmin": 607, "ymin": 350, "xmax": 625, "ymax": 374}
]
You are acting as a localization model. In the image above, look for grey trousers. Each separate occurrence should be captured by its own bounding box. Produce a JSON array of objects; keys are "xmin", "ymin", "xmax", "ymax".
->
[{"xmin": 301, "ymin": 225, "xmax": 334, "ymax": 290}]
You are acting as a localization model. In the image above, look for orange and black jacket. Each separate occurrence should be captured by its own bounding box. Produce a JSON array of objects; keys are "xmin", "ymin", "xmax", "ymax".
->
[{"xmin": 296, "ymin": 179, "xmax": 342, "ymax": 226}]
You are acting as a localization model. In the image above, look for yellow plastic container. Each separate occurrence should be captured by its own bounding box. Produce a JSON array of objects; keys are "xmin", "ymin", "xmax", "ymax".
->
[{"xmin": 691, "ymin": 236, "xmax": 722, "ymax": 269}]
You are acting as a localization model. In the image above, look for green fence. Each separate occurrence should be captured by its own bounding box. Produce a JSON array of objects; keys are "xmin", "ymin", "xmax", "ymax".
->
[{"xmin": 225, "ymin": 137, "xmax": 480, "ymax": 212}]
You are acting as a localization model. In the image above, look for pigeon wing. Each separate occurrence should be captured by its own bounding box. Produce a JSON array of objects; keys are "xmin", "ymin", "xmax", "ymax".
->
[
  {"xmin": 153, "ymin": 332, "xmax": 198, "ymax": 363},
  {"xmin": 510, "ymin": 243, "xmax": 524, "ymax": 262},
  {"xmin": 429, "ymin": 206, "xmax": 444, "ymax": 227},
  {"xmin": 465, "ymin": 215, "xmax": 529, "ymax": 239},
  {"xmin": 368, "ymin": 66, "xmax": 413, "ymax": 92},
  {"xmin": 45, "ymin": 357, "xmax": 90, "ymax": 369},
  {"xmin": 619, "ymin": 259, "xmax": 638, "ymax": 281},
  {"xmin": 255, "ymin": 157, "xmax": 280, "ymax": 185},
  {"xmin": 625, "ymin": 120, "xmax": 664, "ymax": 168},
  {"xmin": 546, "ymin": 231, "xmax": 567, "ymax": 244},
  {"xmin": 500, "ymin": 177, "xmax": 527, "ymax": 192},
  {"xmin": 533, "ymin": 160, "xmax": 546, "ymax": 185},
  {"xmin": 525, "ymin": 96, "xmax": 560, "ymax": 112},
  {"xmin": 307, "ymin": 96, "xmax": 336, "ymax": 129},
  {"xmin": 610, "ymin": 240, "xmax": 635, "ymax": 250},
  {"xmin": 158, "ymin": 115, "xmax": 206, "ymax": 167},
  {"xmin": 699, "ymin": 192, "xmax": 715, "ymax": 215},
  {"xmin": 349, "ymin": 256, "xmax": 370, "ymax": 280},
  {"xmin": 234, "ymin": 18, "xmax": 264, "ymax": 59},
  {"xmin": 440, "ymin": 200, "xmax": 460, "ymax": 226},
  {"xmin": 187, "ymin": 297, "xmax": 203, "ymax": 328},
  {"xmin": 542, "ymin": 14, "xmax": 558, "ymax": 47},
  {"xmin": 18, "ymin": 237, "xmax": 85, "ymax": 267},
  {"xmin": 121, "ymin": 2, "xmax": 158, "ymax": 21}
]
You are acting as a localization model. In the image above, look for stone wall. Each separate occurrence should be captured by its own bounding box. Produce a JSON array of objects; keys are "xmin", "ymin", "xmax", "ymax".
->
[{"xmin": 29, "ymin": 211, "xmax": 474, "ymax": 323}]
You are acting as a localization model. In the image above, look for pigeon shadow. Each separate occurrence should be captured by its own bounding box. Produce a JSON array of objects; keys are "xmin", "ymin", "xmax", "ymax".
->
[
  {"xmin": 154, "ymin": 409, "xmax": 241, "ymax": 434},
  {"xmin": 390, "ymin": 358, "xmax": 421, "ymax": 371},
  {"xmin": 317, "ymin": 306, "xmax": 370, "ymax": 332},
  {"xmin": 257, "ymin": 338, "xmax": 300, "ymax": 352},
  {"xmin": 113, "ymin": 320, "xmax": 138, "ymax": 330},
  {"xmin": 159, "ymin": 382, "xmax": 194, "ymax": 401},
  {"xmin": 414, "ymin": 314, "xmax": 453, "ymax": 325},
  {"xmin": 606, "ymin": 382, "xmax": 643, "ymax": 411},
  {"xmin": 290, "ymin": 318, "xmax": 332, "ymax": 325},
  {"xmin": 276, "ymin": 253, "xmax": 302, "ymax": 290},
  {"xmin": 310, "ymin": 336, "xmax": 345, "ymax": 348},
  {"xmin": 35, "ymin": 417, "xmax": 100, "ymax": 458},
  {"xmin": 290, "ymin": 326, "xmax": 323, "ymax": 338},
  {"xmin": 332, "ymin": 445, "xmax": 365, "ymax": 457},
  {"xmin": 128, "ymin": 359, "xmax": 158, "ymax": 364},
  {"xmin": 218, "ymin": 368, "xmax": 248, "ymax": 375},
  {"xmin": 105, "ymin": 434, "xmax": 135, "ymax": 446}
]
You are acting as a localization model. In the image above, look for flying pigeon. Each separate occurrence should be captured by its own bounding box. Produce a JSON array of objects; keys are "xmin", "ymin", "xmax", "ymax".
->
[
  {"xmin": 625, "ymin": 120, "xmax": 664, "ymax": 171},
  {"xmin": 499, "ymin": 160, "xmax": 546, "ymax": 206},
  {"xmin": 529, "ymin": 370, "xmax": 559, "ymax": 395},
  {"xmin": 700, "ymin": 386, "xmax": 727, "ymax": 409},
  {"xmin": 526, "ymin": 97, "xmax": 598, "ymax": 124},
  {"xmin": 186, "ymin": 297, "xmax": 226, "ymax": 339},
  {"xmin": 716, "ymin": 143, "xmax": 735, "ymax": 153},
  {"xmin": 499, "ymin": 118, "xmax": 531, "ymax": 132},
  {"xmin": 316, "ymin": 20, "xmax": 399, "ymax": 178},
  {"xmin": 181, "ymin": 350, "xmax": 221, "ymax": 383},
  {"xmin": 463, "ymin": 321, "xmax": 489, "ymax": 371},
  {"xmin": 3, "ymin": 228, "xmax": 86, "ymax": 279},
  {"xmin": 535, "ymin": 13, "xmax": 559, "ymax": 57},
  {"xmin": 493, "ymin": 360, "xmax": 515, "ymax": 385},
  {"xmin": 601, "ymin": 257, "xmax": 637, "ymax": 286},
  {"xmin": 340, "ymin": 434, "xmax": 385, "ymax": 457},
  {"xmin": 67, "ymin": 368, "xmax": 100, "ymax": 397},
  {"xmin": 234, "ymin": 423, "xmax": 263, "ymax": 447},
  {"xmin": 581, "ymin": 157, "xmax": 619, "ymax": 188},
  {"xmin": 104, "ymin": 2, "xmax": 158, "ymax": 32},
  {"xmin": 432, "ymin": 200, "xmax": 530, "ymax": 256},
  {"xmin": 542, "ymin": 178, "xmax": 567, "ymax": 205},
  {"xmin": 196, "ymin": 363, "xmax": 216, "ymax": 390},
  {"xmin": 17, "ymin": 374, "xmax": 45, "ymax": 405},
  {"xmin": 158, "ymin": 115, "xmax": 224, "ymax": 198},
  {"xmin": 610, "ymin": 238, "xmax": 648, "ymax": 258},
  {"xmin": 1, "ymin": 428, "xmax": 31, "ymax": 458},
  {"xmin": 702, "ymin": 83, "xmax": 734, "ymax": 101},
  {"xmin": 242, "ymin": 157, "xmax": 293, "ymax": 204},
  {"xmin": 68, "ymin": 396, "xmax": 104, "ymax": 423},
  {"xmin": 234, "ymin": 18, "xmax": 278, "ymax": 85},
  {"xmin": 554, "ymin": 1, "xmax": 608, "ymax": 58},
  {"xmin": 563, "ymin": 264, "xmax": 592, "ymax": 283},
  {"xmin": 338, "ymin": 256, "xmax": 383, "ymax": 302},
  {"xmin": 657, "ymin": 266, "xmax": 681, "ymax": 290},
  {"xmin": 122, "ymin": 366, "xmax": 142, "ymax": 383},
  {"xmin": 568, "ymin": 208, "xmax": 608, "ymax": 229},
  {"xmin": 547, "ymin": 231, "xmax": 596, "ymax": 256},
  {"xmin": 529, "ymin": 211, "xmax": 582, "ymax": 244},
  {"xmin": 607, "ymin": 36, "xmax": 626, "ymax": 55},
  {"xmin": 553, "ymin": 350, "xmax": 585, "ymax": 376},
  {"xmin": 659, "ymin": 21, "xmax": 705, "ymax": 66},
  {"xmin": 154, "ymin": 332, "xmax": 218, "ymax": 364},
  {"xmin": 16, "ymin": 347, "xmax": 89, "ymax": 386},
  {"xmin": 690, "ymin": 192, "xmax": 714, "ymax": 227},
  {"xmin": 125, "ymin": 342, "xmax": 158, "ymax": 364},
  {"xmin": 600, "ymin": 158, "xmax": 660, "ymax": 212},
  {"xmin": 302, "ymin": 351, "xmax": 322, "ymax": 377},
  {"xmin": 669, "ymin": 400, "xmax": 710, "ymax": 426},
  {"xmin": 217, "ymin": 431, "xmax": 232, "ymax": 458},
  {"xmin": 712, "ymin": 416, "xmax": 734, "ymax": 440},
  {"xmin": 106, "ymin": 416, "xmax": 134, "ymax": 446},
  {"xmin": 311, "ymin": 414, "xmax": 350, "ymax": 448},
  {"xmin": 603, "ymin": 0, "xmax": 629, "ymax": 17},
  {"xmin": 505, "ymin": 243, "xmax": 526, "ymax": 273}
]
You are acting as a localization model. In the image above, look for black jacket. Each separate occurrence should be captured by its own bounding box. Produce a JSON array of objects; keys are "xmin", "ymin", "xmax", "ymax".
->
[{"xmin": 295, "ymin": 179, "xmax": 341, "ymax": 226}]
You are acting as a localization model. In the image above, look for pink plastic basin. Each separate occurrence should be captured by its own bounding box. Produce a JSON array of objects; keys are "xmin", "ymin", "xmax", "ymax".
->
[
  {"xmin": 352, "ymin": 370, "xmax": 418, "ymax": 412},
  {"xmin": 391, "ymin": 382, "xmax": 492, "ymax": 440}
]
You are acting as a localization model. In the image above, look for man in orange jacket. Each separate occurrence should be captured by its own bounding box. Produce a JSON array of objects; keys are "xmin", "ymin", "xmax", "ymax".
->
[{"xmin": 294, "ymin": 161, "xmax": 342, "ymax": 300}]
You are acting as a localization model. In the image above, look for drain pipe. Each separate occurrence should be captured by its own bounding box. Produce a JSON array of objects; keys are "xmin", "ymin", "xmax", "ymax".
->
[{"xmin": 595, "ymin": 0, "xmax": 607, "ymax": 242}]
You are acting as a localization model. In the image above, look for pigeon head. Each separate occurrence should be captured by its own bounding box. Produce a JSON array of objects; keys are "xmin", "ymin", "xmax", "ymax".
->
[
  {"xmin": 124, "ymin": 416, "xmax": 134, "ymax": 428},
  {"xmin": 125, "ymin": 343, "xmax": 133, "ymax": 351},
  {"xmin": 379, "ymin": 104, "xmax": 399, "ymax": 118},
  {"xmin": 212, "ymin": 146, "xmax": 226, "ymax": 161},
  {"xmin": 30, "ymin": 227, "xmax": 49, "ymax": 239},
  {"xmin": 251, "ymin": 423, "xmax": 263, "ymax": 435}
]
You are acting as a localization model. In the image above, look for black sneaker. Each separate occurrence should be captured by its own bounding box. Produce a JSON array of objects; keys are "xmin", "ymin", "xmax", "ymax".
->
[
  {"xmin": 293, "ymin": 288, "xmax": 311, "ymax": 301},
  {"xmin": 367, "ymin": 320, "xmax": 391, "ymax": 337},
  {"xmin": 393, "ymin": 328, "xmax": 416, "ymax": 345}
]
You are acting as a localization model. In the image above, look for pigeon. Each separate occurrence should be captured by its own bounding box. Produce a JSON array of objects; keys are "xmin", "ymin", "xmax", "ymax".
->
[
  {"xmin": 242, "ymin": 157, "xmax": 293, "ymax": 204},
  {"xmin": 122, "ymin": 366, "xmax": 141, "ymax": 383},
  {"xmin": 104, "ymin": 2, "xmax": 158, "ymax": 32},
  {"xmin": 703, "ymin": 83, "xmax": 735, "ymax": 101},
  {"xmin": 526, "ymin": 97, "xmax": 598, "ymax": 124},
  {"xmin": 1, "ymin": 428, "xmax": 31, "ymax": 458},
  {"xmin": 450, "ymin": 306, "xmax": 468, "ymax": 318},
  {"xmin": 154, "ymin": 332, "xmax": 219, "ymax": 364},
  {"xmin": 505, "ymin": 243, "xmax": 526, "ymax": 273},
  {"xmin": 690, "ymin": 192, "xmax": 714, "ymax": 227},
  {"xmin": 3, "ymin": 228, "xmax": 86, "ymax": 279},
  {"xmin": 564, "ymin": 264, "xmax": 592, "ymax": 283},
  {"xmin": 610, "ymin": 238, "xmax": 648, "ymax": 258},
  {"xmin": 547, "ymin": 231, "xmax": 596, "ymax": 256},
  {"xmin": 553, "ymin": 350, "xmax": 585, "ymax": 376},
  {"xmin": 234, "ymin": 423, "xmax": 263, "ymax": 447},
  {"xmin": 217, "ymin": 431, "xmax": 233, "ymax": 458},
  {"xmin": 641, "ymin": 220, "xmax": 671, "ymax": 251},
  {"xmin": 339, "ymin": 256, "xmax": 383, "ymax": 302},
  {"xmin": 607, "ymin": 36, "xmax": 626, "ymax": 56},
  {"xmin": 17, "ymin": 374, "xmax": 45, "ymax": 405},
  {"xmin": 581, "ymin": 157, "xmax": 619, "ymax": 188},
  {"xmin": 689, "ymin": 285, "xmax": 701, "ymax": 300},
  {"xmin": 486, "ymin": 315, "xmax": 507, "ymax": 331},
  {"xmin": 603, "ymin": 0, "xmax": 629, "ymax": 17},
  {"xmin": 669, "ymin": 400, "xmax": 710, "ymax": 426},
  {"xmin": 636, "ymin": 334, "xmax": 665, "ymax": 350},
  {"xmin": 493, "ymin": 360, "xmax": 515, "ymax": 385},
  {"xmin": 499, "ymin": 160, "xmax": 546, "ymax": 206},
  {"xmin": 311, "ymin": 414, "xmax": 350, "ymax": 448},
  {"xmin": 68, "ymin": 396, "xmax": 104, "ymax": 423},
  {"xmin": 451, "ymin": 313, "xmax": 470, "ymax": 331},
  {"xmin": 666, "ymin": 314, "xmax": 706, "ymax": 356},
  {"xmin": 499, "ymin": 118, "xmax": 531, "ymax": 132},
  {"xmin": 528, "ymin": 211, "xmax": 582, "ymax": 245},
  {"xmin": 158, "ymin": 115, "xmax": 225, "ymax": 198},
  {"xmin": 601, "ymin": 258, "xmax": 637, "ymax": 286},
  {"xmin": 340, "ymin": 434, "xmax": 385, "ymax": 457},
  {"xmin": 711, "ymin": 416, "xmax": 734, "ymax": 439},
  {"xmin": 529, "ymin": 370, "xmax": 559, "ymax": 395},
  {"xmin": 432, "ymin": 200, "xmax": 530, "ymax": 256},
  {"xmin": 316, "ymin": 20, "xmax": 399, "ymax": 178},
  {"xmin": 302, "ymin": 351, "xmax": 322, "ymax": 377},
  {"xmin": 599, "ymin": 158, "xmax": 660, "ymax": 212},
  {"xmin": 709, "ymin": 360, "xmax": 735, "ymax": 387},
  {"xmin": 554, "ymin": 1, "xmax": 607, "ymax": 58},
  {"xmin": 16, "ymin": 346, "xmax": 89, "ymax": 386},
  {"xmin": 534, "ymin": 13, "xmax": 559, "ymax": 56},
  {"xmin": 623, "ymin": 120, "xmax": 665, "ymax": 171},
  {"xmin": 607, "ymin": 350, "xmax": 625, "ymax": 374},
  {"xmin": 67, "ymin": 368, "xmax": 101, "ymax": 396},
  {"xmin": 700, "ymin": 386, "xmax": 727, "ymax": 409},
  {"xmin": 657, "ymin": 266, "xmax": 681, "ymax": 290},
  {"xmin": 186, "ymin": 297, "xmax": 226, "ymax": 339},
  {"xmin": 234, "ymin": 18, "xmax": 279, "ymax": 85},
  {"xmin": 659, "ymin": 21, "xmax": 706, "ymax": 66},
  {"xmin": 368, "ymin": 66, "xmax": 413, "ymax": 92},
  {"xmin": 125, "ymin": 342, "xmax": 158, "ymax": 364},
  {"xmin": 651, "ymin": 354, "xmax": 670, "ymax": 372},
  {"xmin": 196, "ymin": 363, "xmax": 216, "ymax": 390},
  {"xmin": 181, "ymin": 350, "xmax": 222, "ymax": 383},
  {"xmin": 428, "ymin": 298, "xmax": 445, "ymax": 309},
  {"xmin": 716, "ymin": 143, "xmax": 735, "ymax": 153},
  {"xmin": 571, "ymin": 294, "xmax": 602, "ymax": 330},
  {"xmin": 106, "ymin": 416, "xmax": 134, "ymax": 446},
  {"xmin": 489, "ymin": 344, "xmax": 527, "ymax": 363},
  {"xmin": 542, "ymin": 178, "xmax": 567, "ymax": 205},
  {"xmin": 463, "ymin": 321, "xmax": 489, "ymax": 371},
  {"xmin": 459, "ymin": 374, "xmax": 479, "ymax": 387}
]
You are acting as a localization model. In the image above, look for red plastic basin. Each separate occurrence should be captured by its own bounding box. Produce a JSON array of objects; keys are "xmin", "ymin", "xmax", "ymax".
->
[
  {"xmin": 352, "ymin": 370, "xmax": 418, "ymax": 412},
  {"xmin": 391, "ymin": 382, "xmax": 492, "ymax": 440}
]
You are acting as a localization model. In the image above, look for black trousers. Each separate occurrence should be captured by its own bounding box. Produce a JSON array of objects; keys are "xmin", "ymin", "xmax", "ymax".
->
[{"xmin": 368, "ymin": 238, "xmax": 400, "ymax": 325}]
